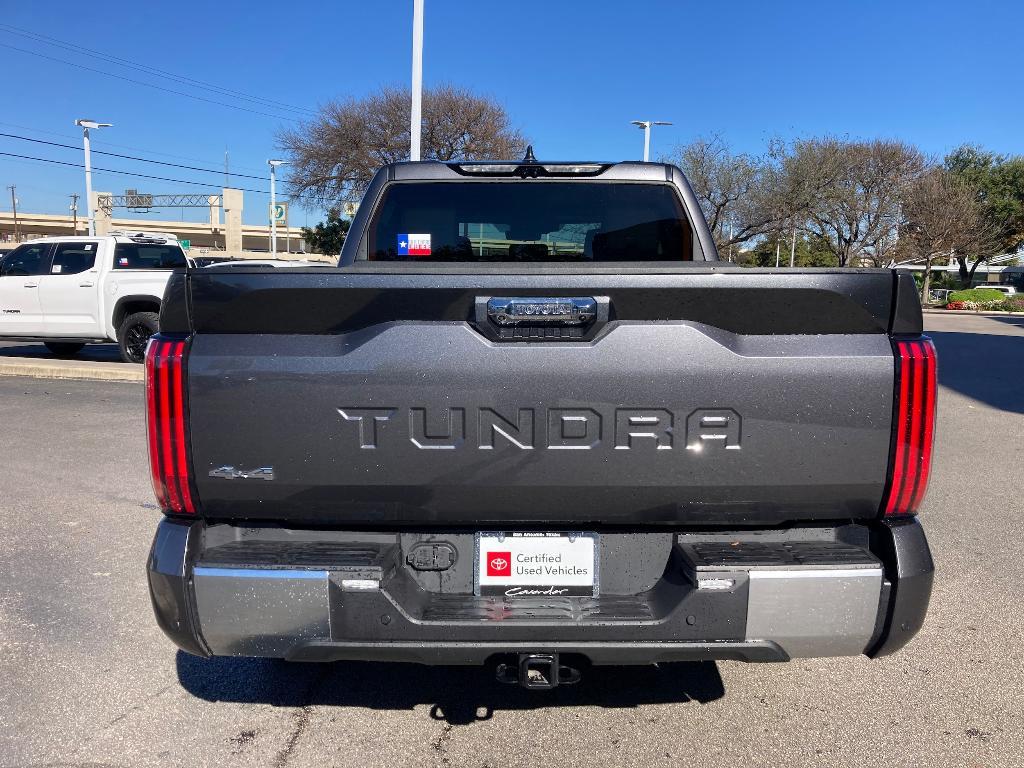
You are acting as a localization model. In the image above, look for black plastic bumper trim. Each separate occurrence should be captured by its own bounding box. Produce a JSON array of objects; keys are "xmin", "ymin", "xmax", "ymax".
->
[
  {"xmin": 284, "ymin": 640, "xmax": 788, "ymax": 666},
  {"xmin": 146, "ymin": 517, "xmax": 209, "ymax": 657},
  {"xmin": 866, "ymin": 516, "xmax": 934, "ymax": 657}
]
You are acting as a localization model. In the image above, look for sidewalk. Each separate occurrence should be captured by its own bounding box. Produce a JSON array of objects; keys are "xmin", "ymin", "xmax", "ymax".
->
[{"xmin": 0, "ymin": 356, "xmax": 143, "ymax": 382}]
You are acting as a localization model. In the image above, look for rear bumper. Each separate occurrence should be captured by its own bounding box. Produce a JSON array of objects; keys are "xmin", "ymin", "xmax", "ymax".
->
[{"xmin": 147, "ymin": 518, "xmax": 933, "ymax": 666}]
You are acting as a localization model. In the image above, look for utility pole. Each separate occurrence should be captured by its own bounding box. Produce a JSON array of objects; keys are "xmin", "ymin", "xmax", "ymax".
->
[
  {"xmin": 74, "ymin": 119, "xmax": 112, "ymax": 236},
  {"xmin": 410, "ymin": 0, "xmax": 424, "ymax": 161},
  {"xmin": 7, "ymin": 185, "xmax": 18, "ymax": 241},
  {"xmin": 224, "ymin": 149, "xmax": 230, "ymax": 188},
  {"xmin": 69, "ymin": 193, "xmax": 79, "ymax": 234}
]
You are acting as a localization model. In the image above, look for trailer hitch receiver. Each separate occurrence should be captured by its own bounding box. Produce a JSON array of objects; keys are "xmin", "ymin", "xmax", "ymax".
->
[{"xmin": 495, "ymin": 653, "xmax": 581, "ymax": 690}]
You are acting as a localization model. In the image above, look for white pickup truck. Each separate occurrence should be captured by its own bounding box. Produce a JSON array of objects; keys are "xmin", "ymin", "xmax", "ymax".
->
[{"xmin": 0, "ymin": 231, "xmax": 189, "ymax": 363}]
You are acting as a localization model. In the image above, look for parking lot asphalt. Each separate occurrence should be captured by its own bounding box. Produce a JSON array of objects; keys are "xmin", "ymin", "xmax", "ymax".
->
[{"xmin": 1, "ymin": 312, "xmax": 1022, "ymax": 768}]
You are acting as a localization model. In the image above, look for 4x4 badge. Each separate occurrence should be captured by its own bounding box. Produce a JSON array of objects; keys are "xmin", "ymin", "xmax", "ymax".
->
[{"xmin": 208, "ymin": 466, "xmax": 275, "ymax": 481}]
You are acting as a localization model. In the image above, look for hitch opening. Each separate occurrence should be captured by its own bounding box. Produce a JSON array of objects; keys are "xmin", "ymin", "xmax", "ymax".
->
[{"xmin": 495, "ymin": 653, "xmax": 581, "ymax": 690}]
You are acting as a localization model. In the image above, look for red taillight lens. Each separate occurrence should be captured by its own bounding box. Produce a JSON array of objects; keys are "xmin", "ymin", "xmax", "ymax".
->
[
  {"xmin": 882, "ymin": 338, "xmax": 937, "ymax": 516},
  {"xmin": 145, "ymin": 336, "xmax": 197, "ymax": 515}
]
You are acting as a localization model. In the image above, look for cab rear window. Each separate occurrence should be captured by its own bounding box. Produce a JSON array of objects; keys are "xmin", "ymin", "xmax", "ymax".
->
[
  {"xmin": 114, "ymin": 243, "xmax": 187, "ymax": 269},
  {"xmin": 366, "ymin": 182, "xmax": 694, "ymax": 262}
]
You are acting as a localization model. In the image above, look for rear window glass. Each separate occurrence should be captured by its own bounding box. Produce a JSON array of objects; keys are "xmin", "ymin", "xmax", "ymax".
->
[
  {"xmin": 114, "ymin": 243, "xmax": 187, "ymax": 269},
  {"xmin": 367, "ymin": 182, "xmax": 693, "ymax": 262}
]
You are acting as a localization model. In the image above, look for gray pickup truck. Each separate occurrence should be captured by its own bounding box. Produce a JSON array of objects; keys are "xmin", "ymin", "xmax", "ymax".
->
[{"xmin": 146, "ymin": 157, "xmax": 935, "ymax": 689}]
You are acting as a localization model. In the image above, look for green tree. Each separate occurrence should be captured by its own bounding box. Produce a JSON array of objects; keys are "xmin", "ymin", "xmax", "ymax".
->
[
  {"xmin": 742, "ymin": 232, "xmax": 839, "ymax": 267},
  {"xmin": 944, "ymin": 145, "xmax": 1024, "ymax": 285},
  {"xmin": 301, "ymin": 209, "xmax": 351, "ymax": 256}
]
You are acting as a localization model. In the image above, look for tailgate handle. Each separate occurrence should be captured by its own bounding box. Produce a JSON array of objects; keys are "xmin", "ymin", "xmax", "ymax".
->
[{"xmin": 486, "ymin": 297, "xmax": 597, "ymax": 327}]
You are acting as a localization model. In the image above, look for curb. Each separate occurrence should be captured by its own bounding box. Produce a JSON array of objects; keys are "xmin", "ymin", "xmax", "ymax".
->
[{"xmin": 0, "ymin": 358, "xmax": 143, "ymax": 383}]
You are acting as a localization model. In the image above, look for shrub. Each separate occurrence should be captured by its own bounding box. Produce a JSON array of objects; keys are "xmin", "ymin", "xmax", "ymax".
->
[
  {"xmin": 944, "ymin": 290, "xmax": 1024, "ymax": 312},
  {"xmin": 996, "ymin": 298, "xmax": 1024, "ymax": 313},
  {"xmin": 948, "ymin": 288, "xmax": 1008, "ymax": 304}
]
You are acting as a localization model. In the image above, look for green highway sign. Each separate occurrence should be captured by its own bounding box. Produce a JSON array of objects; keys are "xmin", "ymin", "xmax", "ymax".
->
[{"xmin": 180, "ymin": 239, "xmax": 191, "ymax": 250}]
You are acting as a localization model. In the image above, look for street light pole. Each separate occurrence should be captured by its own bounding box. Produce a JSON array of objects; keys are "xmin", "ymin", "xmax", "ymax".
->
[
  {"xmin": 268, "ymin": 160, "xmax": 287, "ymax": 257},
  {"xmin": 70, "ymin": 193, "xmax": 79, "ymax": 234},
  {"xmin": 410, "ymin": 0, "xmax": 424, "ymax": 161},
  {"xmin": 74, "ymin": 119, "xmax": 112, "ymax": 236},
  {"xmin": 630, "ymin": 120, "xmax": 672, "ymax": 162}
]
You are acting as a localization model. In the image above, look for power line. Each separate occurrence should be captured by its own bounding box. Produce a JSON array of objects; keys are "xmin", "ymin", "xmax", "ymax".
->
[
  {"xmin": 0, "ymin": 42, "xmax": 299, "ymax": 122},
  {"xmin": 0, "ymin": 120, "xmax": 267, "ymax": 174},
  {"xmin": 0, "ymin": 132, "xmax": 272, "ymax": 182},
  {"xmin": 0, "ymin": 151, "xmax": 272, "ymax": 194},
  {"xmin": 0, "ymin": 23, "xmax": 318, "ymax": 118}
]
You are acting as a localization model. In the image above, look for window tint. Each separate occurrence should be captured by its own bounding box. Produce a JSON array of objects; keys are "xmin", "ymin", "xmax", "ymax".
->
[
  {"xmin": 50, "ymin": 242, "xmax": 98, "ymax": 275},
  {"xmin": 368, "ymin": 182, "xmax": 694, "ymax": 262},
  {"xmin": 0, "ymin": 243, "xmax": 49, "ymax": 277},
  {"xmin": 113, "ymin": 243, "xmax": 187, "ymax": 269}
]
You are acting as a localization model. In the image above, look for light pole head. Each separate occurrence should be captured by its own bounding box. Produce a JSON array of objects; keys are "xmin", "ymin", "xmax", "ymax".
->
[
  {"xmin": 630, "ymin": 120, "xmax": 649, "ymax": 129},
  {"xmin": 652, "ymin": 121, "xmax": 673, "ymax": 126},
  {"xmin": 268, "ymin": 159, "xmax": 288, "ymax": 168},
  {"xmin": 75, "ymin": 119, "xmax": 112, "ymax": 130}
]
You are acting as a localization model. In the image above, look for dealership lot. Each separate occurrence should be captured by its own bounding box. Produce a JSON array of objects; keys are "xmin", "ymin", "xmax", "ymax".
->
[{"xmin": 0, "ymin": 312, "xmax": 1022, "ymax": 768}]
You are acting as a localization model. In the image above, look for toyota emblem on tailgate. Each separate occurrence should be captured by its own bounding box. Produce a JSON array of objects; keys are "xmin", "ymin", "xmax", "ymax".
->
[{"xmin": 487, "ymin": 297, "xmax": 597, "ymax": 326}]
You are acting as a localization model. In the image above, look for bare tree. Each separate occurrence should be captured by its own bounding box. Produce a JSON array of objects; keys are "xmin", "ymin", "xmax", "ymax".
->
[
  {"xmin": 902, "ymin": 168, "xmax": 1001, "ymax": 299},
  {"xmin": 668, "ymin": 136, "xmax": 780, "ymax": 255},
  {"xmin": 278, "ymin": 85, "xmax": 528, "ymax": 207},
  {"xmin": 668, "ymin": 136, "xmax": 840, "ymax": 258},
  {"xmin": 795, "ymin": 138, "xmax": 926, "ymax": 267}
]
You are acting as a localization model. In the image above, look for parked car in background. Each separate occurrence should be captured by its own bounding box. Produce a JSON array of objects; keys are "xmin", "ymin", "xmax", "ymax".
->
[
  {"xmin": 971, "ymin": 284, "xmax": 1017, "ymax": 295},
  {"xmin": 0, "ymin": 231, "xmax": 187, "ymax": 363},
  {"xmin": 929, "ymin": 288, "xmax": 953, "ymax": 304}
]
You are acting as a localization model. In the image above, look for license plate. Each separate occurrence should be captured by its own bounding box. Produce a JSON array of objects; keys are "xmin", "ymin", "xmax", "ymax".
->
[{"xmin": 475, "ymin": 532, "xmax": 598, "ymax": 597}]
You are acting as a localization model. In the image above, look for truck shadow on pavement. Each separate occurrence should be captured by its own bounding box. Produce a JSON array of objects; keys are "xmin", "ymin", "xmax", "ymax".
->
[
  {"xmin": 928, "ymin": 330, "xmax": 1024, "ymax": 414},
  {"xmin": 0, "ymin": 341, "xmax": 123, "ymax": 362},
  {"xmin": 176, "ymin": 652, "xmax": 725, "ymax": 724}
]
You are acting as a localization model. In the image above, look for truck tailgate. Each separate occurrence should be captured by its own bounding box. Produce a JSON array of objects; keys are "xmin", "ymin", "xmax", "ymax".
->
[{"xmin": 183, "ymin": 268, "xmax": 897, "ymax": 526}]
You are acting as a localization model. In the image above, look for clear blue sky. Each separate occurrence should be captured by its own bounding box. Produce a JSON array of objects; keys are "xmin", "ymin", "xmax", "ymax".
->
[{"xmin": 1, "ymin": 0, "xmax": 1022, "ymax": 226}]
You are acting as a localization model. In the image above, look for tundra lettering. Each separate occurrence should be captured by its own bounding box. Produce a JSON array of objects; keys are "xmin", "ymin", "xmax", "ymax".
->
[{"xmin": 336, "ymin": 406, "xmax": 745, "ymax": 451}]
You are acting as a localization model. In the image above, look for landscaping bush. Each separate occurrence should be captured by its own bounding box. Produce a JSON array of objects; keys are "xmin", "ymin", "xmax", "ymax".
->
[
  {"xmin": 947, "ymin": 288, "xmax": 1007, "ymax": 303},
  {"xmin": 943, "ymin": 289, "xmax": 1024, "ymax": 312},
  {"xmin": 996, "ymin": 297, "xmax": 1024, "ymax": 312}
]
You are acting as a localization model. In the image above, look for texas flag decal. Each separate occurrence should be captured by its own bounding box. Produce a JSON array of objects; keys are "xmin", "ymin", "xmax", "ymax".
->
[{"xmin": 397, "ymin": 233, "xmax": 431, "ymax": 257}]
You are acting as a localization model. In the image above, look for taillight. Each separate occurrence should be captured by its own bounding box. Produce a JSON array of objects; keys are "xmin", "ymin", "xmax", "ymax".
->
[
  {"xmin": 881, "ymin": 338, "xmax": 937, "ymax": 516},
  {"xmin": 145, "ymin": 336, "xmax": 197, "ymax": 515}
]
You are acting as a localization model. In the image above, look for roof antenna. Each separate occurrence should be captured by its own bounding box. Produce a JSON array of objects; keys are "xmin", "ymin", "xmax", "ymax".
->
[{"xmin": 523, "ymin": 145, "xmax": 537, "ymax": 163}]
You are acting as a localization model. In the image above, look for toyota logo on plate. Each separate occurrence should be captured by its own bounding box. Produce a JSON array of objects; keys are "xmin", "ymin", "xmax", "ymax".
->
[{"xmin": 486, "ymin": 551, "xmax": 512, "ymax": 577}]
